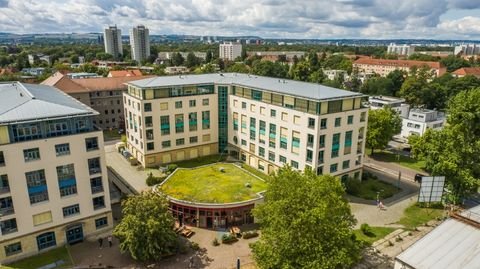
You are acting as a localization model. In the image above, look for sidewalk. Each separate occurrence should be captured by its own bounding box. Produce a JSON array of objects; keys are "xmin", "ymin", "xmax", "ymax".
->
[{"xmin": 364, "ymin": 154, "xmax": 426, "ymax": 183}]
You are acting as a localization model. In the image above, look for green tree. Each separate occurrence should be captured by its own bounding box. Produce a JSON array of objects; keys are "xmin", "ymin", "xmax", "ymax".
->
[
  {"xmin": 113, "ymin": 191, "xmax": 177, "ymax": 261},
  {"xmin": 440, "ymin": 55, "xmax": 471, "ymax": 72},
  {"xmin": 399, "ymin": 66, "xmax": 432, "ymax": 106},
  {"xmin": 308, "ymin": 69, "xmax": 326, "ymax": 83},
  {"xmin": 386, "ymin": 69, "xmax": 407, "ymax": 96},
  {"xmin": 290, "ymin": 61, "xmax": 311, "ymax": 81},
  {"xmin": 360, "ymin": 76, "xmax": 394, "ymax": 96},
  {"xmin": 205, "ymin": 50, "xmax": 213, "ymax": 63},
  {"xmin": 171, "ymin": 52, "xmax": 185, "ymax": 66},
  {"xmin": 252, "ymin": 166, "xmax": 361, "ymax": 269},
  {"xmin": 227, "ymin": 62, "xmax": 250, "ymax": 73},
  {"xmin": 185, "ymin": 52, "xmax": 199, "ymax": 68},
  {"xmin": 96, "ymin": 52, "xmax": 114, "ymax": 61},
  {"xmin": 366, "ymin": 107, "xmax": 402, "ymax": 154}
]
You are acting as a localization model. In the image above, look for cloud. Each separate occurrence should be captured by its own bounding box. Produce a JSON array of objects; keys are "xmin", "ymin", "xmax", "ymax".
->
[{"xmin": 0, "ymin": 0, "xmax": 478, "ymax": 39}]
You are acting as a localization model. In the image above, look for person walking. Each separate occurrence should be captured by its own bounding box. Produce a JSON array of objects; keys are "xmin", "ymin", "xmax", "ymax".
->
[
  {"xmin": 107, "ymin": 235, "xmax": 113, "ymax": 247},
  {"xmin": 98, "ymin": 237, "xmax": 103, "ymax": 248}
]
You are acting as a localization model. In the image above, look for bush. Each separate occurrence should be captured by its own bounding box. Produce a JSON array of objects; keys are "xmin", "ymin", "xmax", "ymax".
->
[
  {"xmin": 190, "ymin": 242, "xmax": 200, "ymax": 251},
  {"xmin": 395, "ymin": 236, "xmax": 403, "ymax": 242},
  {"xmin": 345, "ymin": 178, "xmax": 362, "ymax": 196},
  {"xmin": 221, "ymin": 233, "xmax": 238, "ymax": 244},
  {"xmin": 167, "ymin": 164, "xmax": 178, "ymax": 173},
  {"xmin": 212, "ymin": 238, "xmax": 220, "ymax": 246},
  {"xmin": 146, "ymin": 173, "xmax": 166, "ymax": 186},
  {"xmin": 242, "ymin": 230, "xmax": 259, "ymax": 239},
  {"xmin": 360, "ymin": 223, "xmax": 375, "ymax": 237}
]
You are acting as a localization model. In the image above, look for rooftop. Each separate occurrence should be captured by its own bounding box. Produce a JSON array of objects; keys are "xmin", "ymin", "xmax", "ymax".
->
[
  {"xmin": 354, "ymin": 58, "xmax": 442, "ymax": 69},
  {"xmin": 126, "ymin": 73, "xmax": 363, "ymax": 101},
  {"xmin": 108, "ymin": 69, "xmax": 143, "ymax": 77},
  {"xmin": 0, "ymin": 82, "xmax": 97, "ymax": 124},
  {"xmin": 369, "ymin": 95, "xmax": 405, "ymax": 103},
  {"xmin": 452, "ymin": 67, "xmax": 480, "ymax": 77}
]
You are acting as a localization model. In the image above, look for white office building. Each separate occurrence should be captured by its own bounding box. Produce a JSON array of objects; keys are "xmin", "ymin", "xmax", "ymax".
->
[
  {"xmin": 129, "ymin": 25, "xmax": 151, "ymax": 63},
  {"xmin": 104, "ymin": 26, "xmax": 123, "ymax": 59},
  {"xmin": 387, "ymin": 43, "xmax": 415, "ymax": 56},
  {"xmin": 368, "ymin": 96, "xmax": 410, "ymax": 119},
  {"xmin": 219, "ymin": 42, "xmax": 242, "ymax": 61},
  {"xmin": 400, "ymin": 108, "xmax": 445, "ymax": 138}
]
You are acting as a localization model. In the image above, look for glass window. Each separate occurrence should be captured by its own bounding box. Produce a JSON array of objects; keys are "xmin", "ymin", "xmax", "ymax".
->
[
  {"xmin": 26, "ymin": 170, "xmax": 48, "ymax": 204},
  {"xmin": 175, "ymin": 114, "xmax": 184, "ymax": 133},
  {"xmin": 0, "ymin": 174, "xmax": 9, "ymax": 193},
  {"xmin": 268, "ymin": 151, "xmax": 275, "ymax": 162},
  {"xmin": 162, "ymin": 141, "xmax": 171, "ymax": 148},
  {"xmin": 343, "ymin": 160, "xmax": 350, "ymax": 169},
  {"xmin": 189, "ymin": 100, "xmax": 196, "ymax": 107},
  {"xmin": 202, "ymin": 98, "xmax": 209, "ymax": 106},
  {"xmin": 57, "ymin": 164, "xmax": 77, "ymax": 197},
  {"xmin": 347, "ymin": 115, "xmax": 354, "ymax": 124},
  {"xmin": 62, "ymin": 204, "xmax": 80, "ymax": 217},
  {"xmin": 85, "ymin": 137, "xmax": 99, "ymax": 151},
  {"xmin": 308, "ymin": 118, "xmax": 315, "ymax": 128},
  {"xmin": 189, "ymin": 136, "xmax": 198, "ymax": 143},
  {"xmin": 175, "ymin": 101, "xmax": 182, "ymax": 108},
  {"xmin": 242, "ymin": 102, "xmax": 246, "ymax": 109},
  {"xmin": 202, "ymin": 111, "xmax": 210, "ymax": 129},
  {"xmin": 147, "ymin": 142, "xmax": 154, "ymax": 150},
  {"xmin": 330, "ymin": 163, "xmax": 338, "ymax": 173},
  {"xmin": 95, "ymin": 217, "xmax": 108, "ymax": 229},
  {"xmin": 279, "ymin": 155, "xmax": 287, "ymax": 163},
  {"xmin": 90, "ymin": 177, "xmax": 104, "ymax": 194},
  {"xmin": 259, "ymin": 147, "xmax": 265, "ymax": 157},
  {"xmin": 335, "ymin": 117, "xmax": 341, "ymax": 127},
  {"xmin": 306, "ymin": 150, "xmax": 313, "ymax": 162},
  {"xmin": 160, "ymin": 115, "xmax": 170, "ymax": 135},
  {"xmin": 144, "ymin": 103, "xmax": 152, "ymax": 112},
  {"xmin": 93, "ymin": 196, "xmax": 105, "ymax": 210},
  {"xmin": 0, "ymin": 151, "xmax": 4, "ymax": 166},
  {"xmin": 270, "ymin": 109, "xmax": 276, "ymax": 117},
  {"xmin": 331, "ymin": 133, "xmax": 340, "ymax": 158},
  {"xmin": 55, "ymin": 143, "xmax": 70, "ymax": 156},
  {"xmin": 291, "ymin": 160, "xmax": 299, "ymax": 169},
  {"xmin": 36, "ymin": 232, "xmax": 56, "ymax": 250},
  {"xmin": 23, "ymin": 148, "xmax": 40, "ymax": 162},
  {"xmin": 88, "ymin": 158, "xmax": 101, "ymax": 175},
  {"xmin": 320, "ymin": 118, "xmax": 327, "ymax": 129},
  {"xmin": 360, "ymin": 112, "xmax": 366, "ymax": 122},
  {"xmin": 176, "ymin": 138, "xmax": 185, "ymax": 146},
  {"xmin": 318, "ymin": 150, "xmax": 324, "ymax": 163},
  {"xmin": 4, "ymin": 242, "xmax": 22, "ymax": 256},
  {"xmin": 0, "ymin": 218, "xmax": 17, "ymax": 235}
]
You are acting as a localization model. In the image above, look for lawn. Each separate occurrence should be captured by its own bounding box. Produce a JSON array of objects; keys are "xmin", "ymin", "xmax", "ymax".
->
[
  {"xmin": 397, "ymin": 203, "xmax": 445, "ymax": 229},
  {"xmin": 103, "ymin": 129, "xmax": 122, "ymax": 141},
  {"xmin": 369, "ymin": 150, "xmax": 426, "ymax": 172},
  {"xmin": 161, "ymin": 163, "xmax": 267, "ymax": 203},
  {"xmin": 2, "ymin": 246, "xmax": 72, "ymax": 269},
  {"xmin": 345, "ymin": 174, "xmax": 401, "ymax": 200},
  {"xmin": 241, "ymin": 163, "xmax": 271, "ymax": 181},
  {"xmin": 353, "ymin": 226, "xmax": 396, "ymax": 245},
  {"xmin": 175, "ymin": 154, "xmax": 226, "ymax": 168}
]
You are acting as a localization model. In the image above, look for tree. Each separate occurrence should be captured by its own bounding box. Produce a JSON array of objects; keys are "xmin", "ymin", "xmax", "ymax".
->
[
  {"xmin": 226, "ymin": 62, "xmax": 250, "ymax": 73},
  {"xmin": 386, "ymin": 69, "xmax": 407, "ymax": 96},
  {"xmin": 96, "ymin": 52, "xmax": 114, "ymax": 61},
  {"xmin": 440, "ymin": 55, "xmax": 471, "ymax": 72},
  {"xmin": 290, "ymin": 61, "xmax": 311, "ymax": 81},
  {"xmin": 185, "ymin": 52, "xmax": 199, "ymax": 68},
  {"xmin": 411, "ymin": 89, "xmax": 480, "ymax": 202},
  {"xmin": 205, "ymin": 50, "xmax": 213, "ymax": 63},
  {"xmin": 113, "ymin": 191, "xmax": 177, "ymax": 261},
  {"xmin": 399, "ymin": 66, "xmax": 431, "ymax": 107},
  {"xmin": 252, "ymin": 166, "xmax": 361, "ymax": 269},
  {"xmin": 366, "ymin": 107, "xmax": 402, "ymax": 154},
  {"xmin": 360, "ymin": 76, "xmax": 394, "ymax": 96},
  {"xmin": 252, "ymin": 61, "xmax": 288, "ymax": 78},
  {"xmin": 171, "ymin": 52, "xmax": 185, "ymax": 66}
]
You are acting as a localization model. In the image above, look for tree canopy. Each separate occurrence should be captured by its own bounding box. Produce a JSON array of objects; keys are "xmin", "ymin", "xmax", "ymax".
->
[
  {"xmin": 366, "ymin": 107, "xmax": 402, "ymax": 154},
  {"xmin": 252, "ymin": 166, "xmax": 361, "ymax": 269}
]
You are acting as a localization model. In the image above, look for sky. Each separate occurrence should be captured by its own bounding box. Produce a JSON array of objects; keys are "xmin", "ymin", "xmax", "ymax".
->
[{"xmin": 1, "ymin": 0, "xmax": 480, "ymax": 39}]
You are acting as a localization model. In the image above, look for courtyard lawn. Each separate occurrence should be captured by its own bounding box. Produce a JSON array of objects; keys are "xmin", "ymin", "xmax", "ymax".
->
[
  {"xmin": 103, "ymin": 129, "xmax": 122, "ymax": 141},
  {"xmin": 369, "ymin": 150, "xmax": 426, "ymax": 172},
  {"xmin": 175, "ymin": 154, "xmax": 225, "ymax": 168},
  {"xmin": 345, "ymin": 175, "xmax": 401, "ymax": 200},
  {"xmin": 2, "ymin": 246, "xmax": 73, "ymax": 269},
  {"xmin": 161, "ymin": 163, "xmax": 267, "ymax": 203},
  {"xmin": 353, "ymin": 226, "xmax": 396, "ymax": 245},
  {"xmin": 397, "ymin": 203, "xmax": 445, "ymax": 229},
  {"xmin": 241, "ymin": 163, "xmax": 271, "ymax": 181}
]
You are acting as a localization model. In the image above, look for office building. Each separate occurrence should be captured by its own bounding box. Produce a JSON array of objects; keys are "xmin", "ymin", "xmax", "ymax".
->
[
  {"xmin": 400, "ymin": 108, "xmax": 445, "ymax": 138},
  {"xmin": 219, "ymin": 42, "xmax": 242, "ymax": 61},
  {"xmin": 353, "ymin": 58, "xmax": 446, "ymax": 77},
  {"xmin": 368, "ymin": 96, "xmax": 410, "ymax": 119},
  {"xmin": 103, "ymin": 26, "xmax": 123, "ymax": 59},
  {"xmin": 123, "ymin": 73, "xmax": 368, "ymax": 181},
  {"xmin": 0, "ymin": 82, "xmax": 112, "ymax": 263},
  {"xmin": 129, "ymin": 25, "xmax": 150, "ymax": 63},
  {"xmin": 387, "ymin": 43, "xmax": 415, "ymax": 56}
]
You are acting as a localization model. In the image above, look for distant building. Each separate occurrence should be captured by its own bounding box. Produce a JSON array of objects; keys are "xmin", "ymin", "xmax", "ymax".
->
[
  {"xmin": 387, "ymin": 43, "xmax": 415, "ymax": 56},
  {"xmin": 108, "ymin": 69, "xmax": 143, "ymax": 77},
  {"xmin": 129, "ymin": 25, "xmax": 150, "ymax": 63},
  {"xmin": 157, "ymin": 52, "xmax": 207, "ymax": 62},
  {"xmin": 323, "ymin": 69, "xmax": 347, "ymax": 81},
  {"xmin": 400, "ymin": 108, "xmax": 445, "ymax": 137},
  {"xmin": 103, "ymin": 26, "xmax": 123, "ymax": 59},
  {"xmin": 21, "ymin": 67, "xmax": 46, "ymax": 76},
  {"xmin": 92, "ymin": 60, "xmax": 128, "ymax": 69},
  {"xmin": 27, "ymin": 54, "xmax": 51, "ymax": 66},
  {"xmin": 454, "ymin": 44, "xmax": 480, "ymax": 56},
  {"xmin": 452, "ymin": 67, "xmax": 480, "ymax": 78},
  {"xmin": 219, "ymin": 42, "xmax": 242, "ymax": 61},
  {"xmin": 368, "ymin": 96, "xmax": 410, "ymax": 119},
  {"xmin": 165, "ymin": 66, "xmax": 189, "ymax": 74},
  {"xmin": 353, "ymin": 58, "xmax": 446, "ymax": 77},
  {"xmin": 67, "ymin": 72, "xmax": 101, "ymax": 79}
]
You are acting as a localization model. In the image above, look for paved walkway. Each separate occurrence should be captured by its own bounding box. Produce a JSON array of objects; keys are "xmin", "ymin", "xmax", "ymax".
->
[{"xmin": 364, "ymin": 153, "xmax": 427, "ymax": 183}]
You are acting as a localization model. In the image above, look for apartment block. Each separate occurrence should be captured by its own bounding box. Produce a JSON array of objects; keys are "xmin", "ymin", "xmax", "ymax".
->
[
  {"xmin": 123, "ymin": 73, "xmax": 368, "ymax": 181},
  {"xmin": 368, "ymin": 96, "xmax": 410, "ymax": 119},
  {"xmin": 104, "ymin": 26, "xmax": 123, "ymax": 59},
  {"xmin": 401, "ymin": 109, "xmax": 445, "ymax": 138},
  {"xmin": 130, "ymin": 25, "xmax": 150, "ymax": 63},
  {"xmin": 353, "ymin": 58, "xmax": 446, "ymax": 77},
  {"xmin": 387, "ymin": 43, "xmax": 415, "ymax": 56},
  {"xmin": 0, "ymin": 82, "xmax": 112, "ymax": 263},
  {"xmin": 219, "ymin": 42, "xmax": 242, "ymax": 61}
]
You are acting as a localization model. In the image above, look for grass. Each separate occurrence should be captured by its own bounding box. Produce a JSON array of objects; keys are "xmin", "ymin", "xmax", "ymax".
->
[
  {"xmin": 241, "ymin": 163, "xmax": 271, "ymax": 181},
  {"xmin": 353, "ymin": 226, "xmax": 396, "ymax": 245},
  {"xmin": 369, "ymin": 150, "xmax": 426, "ymax": 172},
  {"xmin": 175, "ymin": 154, "xmax": 225, "ymax": 168},
  {"xmin": 345, "ymin": 174, "xmax": 401, "ymax": 200},
  {"xmin": 103, "ymin": 129, "xmax": 122, "ymax": 141},
  {"xmin": 2, "ymin": 246, "xmax": 73, "ymax": 269},
  {"xmin": 397, "ymin": 203, "xmax": 445, "ymax": 229},
  {"xmin": 161, "ymin": 163, "xmax": 267, "ymax": 203}
]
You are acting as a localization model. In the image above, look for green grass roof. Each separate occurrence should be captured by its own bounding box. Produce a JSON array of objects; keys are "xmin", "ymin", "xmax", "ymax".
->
[{"xmin": 160, "ymin": 163, "xmax": 267, "ymax": 203}]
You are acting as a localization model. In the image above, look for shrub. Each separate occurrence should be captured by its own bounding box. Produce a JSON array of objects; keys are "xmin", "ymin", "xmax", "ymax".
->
[
  {"xmin": 212, "ymin": 238, "xmax": 220, "ymax": 246},
  {"xmin": 242, "ymin": 230, "xmax": 259, "ymax": 239},
  {"xmin": 360, "ymin": 223, "xmax": 375, "ymax": 237},
  {"xmin": 395, "ymin": 236, "xmax": 403, "ymax": 242},
  {"xmin": 388, "ymin": 240, "xmax": 394, "ymax": 247},
  {"xmin": 167, "ymin": 164, "xmax": 178, "ymax": 173},
  {"xmin": 221, "ymin": 233, "xmax": 238, "ymax": 244},
  {"xmin": 190, "ymin": 242, "xmax": 200, "ymax": 251},
  {"xmin": 146, "ymin": 173, "xmax": 166, "ymax": 186},
  {"xmin": 345, "ymin": 178, "xmax": 362, "ymax": 196}
]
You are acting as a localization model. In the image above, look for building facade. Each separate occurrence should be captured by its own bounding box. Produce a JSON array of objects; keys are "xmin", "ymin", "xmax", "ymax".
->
[
  {"xmin": 219, "ymin": 42, "xmax": 242, "ymax": 61},
  {"xmin": 368, "ymin": 96, "xmax": 410, "ymax": 119},
  {"xmin": 400, "ymin": 109, "xmax": 445, "ymax": 138},
  {"xmin": 103, "ymin": 26, "xmax": 123, "ymax": 59},
  {"xmin": 387, "ymin": 43, "xmax": 415, "ymax": 56},
  {"xmin": 123, "ymin": 73, "xmax": 368, "ymax": 181},
  {"xmin": 353, "ymin": 58, "xmax": 446, "ymax": 77},
  {"xmin": 0, "ymin": 83, "xmax": 112, "ymax": 264},
  {"xmin": 129, "ymin": 25, "xmax": 150, "ymax": 63},
  {"xmin": 454, "ymin": 44, "xmax": 480, "ymax": 56}
]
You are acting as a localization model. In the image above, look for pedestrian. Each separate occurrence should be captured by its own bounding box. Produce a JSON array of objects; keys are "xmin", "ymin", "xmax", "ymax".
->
[
  {"xmin": 189, "ymin": 256, "xmax": 195, "ymax": 269},
  {"xmin": 107, "ymin": 235, "xmax": 113, "ymax": 247},
  {"xmin": 98, "ymin": 237, "xmax": 103, "ymax": 248},
  {"xmin": 379, "ymin": 201, "xmax": 384, "ymax": 210}
]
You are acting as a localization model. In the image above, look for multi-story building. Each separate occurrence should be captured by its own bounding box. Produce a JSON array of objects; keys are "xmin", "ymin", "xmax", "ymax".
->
[
  {"xmin": 123, "ymin": 73, "xmax": 368, "ymax": 181},
  {"xmin": 387, "ymin": 43, "xmax": 415, "ymax": 56},
  {"xmin": 103, "ymin": 26, "xmax": 123, "ymax": 59},
  {"xmin": 400, "ymin": 108, "xmax": 445, "ymax": 138},
  {"xmin": 353, "ymin": 58, "xmax": 446, "ymax": 77},
  {"xmin": 219, "ymin": 42, "xmax": 242, "ymax": 61},
  {"xmin": 42, "ymin": 72, "xmax": 149, "ymax": 130},
  {"xmin": 368, "ymin": 96, "xmax": 410, "ymax": 119},
  {"xmin": 454, "ymin": 44, "xmax": 480, "ymax": 56},
  {"xmin": 0, "ymin": 82, "xmax": 112, "ymax": 263},
  {"xmin": 129, "ymin": 25, "xmax": 150, "ymax": 63}
]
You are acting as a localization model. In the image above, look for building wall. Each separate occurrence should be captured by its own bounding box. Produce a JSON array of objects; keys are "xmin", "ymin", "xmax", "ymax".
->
[
  {"xmin": 0, "ymin": 131, "xmax": 112, "ymax": 263},
  {"xmin": 89, "ymin": 90, "xmax": 125, "ymax": 130},
  {"xmin": 353, "ymin": 63, "xmax": 444, "ymax": 77},
  {"xmin": 401, "ymin": 118, "xmax": 444, "ymax": 137},
  {"xmin": 104, "ymin": 27, "xmax": 123, "ymax": 58},
  {"xmin": 220, "ymin": 43, "xmax": 242, "ymax": 61},
  {"xmin": 130, "ymin": 26, "xmax": 150, "ymax": 62}
]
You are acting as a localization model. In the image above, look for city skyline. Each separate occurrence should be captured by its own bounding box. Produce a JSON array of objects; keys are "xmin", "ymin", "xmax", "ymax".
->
[{"xmin": 0, "ymin": 0, "xmax": 479, "ymax": 40}]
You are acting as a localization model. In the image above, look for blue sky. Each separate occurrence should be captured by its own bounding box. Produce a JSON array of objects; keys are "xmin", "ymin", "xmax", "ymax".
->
[{"xmin": 1, "ymin": 0, "xmax": 480, "ymax": 39}]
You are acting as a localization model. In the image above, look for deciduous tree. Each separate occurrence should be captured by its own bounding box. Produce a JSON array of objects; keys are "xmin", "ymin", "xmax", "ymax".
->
[{"xmin": 366, "ymin": 107, "xmax": 402, "ymax": 154}]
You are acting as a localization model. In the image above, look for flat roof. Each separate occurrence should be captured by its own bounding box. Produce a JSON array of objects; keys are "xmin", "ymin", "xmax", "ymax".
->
[
  {"xmin": 126, "ymin": 73, "xmax": 364, "ymax": 101},
  {"xmin": 0, "ymin": 82, "xmax": 97, "ymax": 124}
]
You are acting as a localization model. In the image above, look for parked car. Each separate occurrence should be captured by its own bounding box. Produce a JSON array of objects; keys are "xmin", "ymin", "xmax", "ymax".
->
[{"xmin": 414, "ymin": 174, "xmax": 425, "ymax": 183}]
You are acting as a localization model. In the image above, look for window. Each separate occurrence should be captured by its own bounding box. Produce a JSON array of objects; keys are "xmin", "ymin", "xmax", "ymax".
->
[
  {"xmin": 320, "ymin": 118, "xmax": 327, "ymax": 129},
  {"xmin": 250, "ymin": 104, "xmax": 255, "ymax": 112},
  {"xmin": 318, "ymin": 150, "xmax": 324, "ymax": 164},
  {"xmin": 175, "ymin": 114, "xmax": 184, "ymax": 133},
  {"xmin": 250, "ymin": 117, "xmax": 256, "ymax": 140},
  {"xmin": 331, "ymin": 133, "xmax": 340, "ymax": 158},
  {"xmin": 281, "ymin": 112, "xmax": 288, "ymax": 121},
  {"xmin": 160, "ymin": 102, "xmax": 168, "ymax": 110},
  {"xmin": 186, "ymin": 136, "xmax": 196, "ymax": 144},
  {"xmin": 145, "ymin": 116, "xmax": 153, "ymax": 127},
  {"xmin": 189, "ymin": 112, "xmax": 198, "ymax": 131},
  {"xmin": 344, "ymin": 131, "xmax": 353, "ymax": 155},
  {"xmin": 328, "ymin": 100, "xmax": 342, "ymax": 113},
  {"xmin": 176, "ymin": 138, "xmax": 185, "ymax": 146},
  {"xmin": 162, "ymin": 141, "xmax": 171, "ymax": 148},
  {"xmin": 57, "ymin": 164, "xmax": 77, "ymax": 197},
  {"xmin": 308, "ymin": 118, "xmax": 315, "ymax": 128},
  {"xmin": 26, "ymin": 170, "xmax": 49, "ymax": 204},
  {"xmin": 268, "ymin": 151, "xmax": 275, "ymax": 162},
  {"xmin": 90, "ymin": 177, "xmax": 103, "ymax": 194},
  {"xmin": 330, "ymin": 163, "xmax": 338, "ymax": 173},
  {"xmin": 242, "ymin": 102, "xmax": 246, "ymax": 109},
  {"xmin": 93, "ymin": 196, "xmax": 105, "ymax": 210},
  {"xmin": 347, "ymin": 115, "xmax": 354, "ymax": 124},
  {"xmin": 144, "ymin": 103, "xmax": 152, "ymax": 112},
  {"xmin": 306, "ymin": 150, "xmax": 313, "ymax": 163},
  {"xmin": 0, "ymin": 218, "xmax": 17, "ymax": 235},
  {"xmin": 307, "ymin": 134, "xmax": 314, "ymax": 148},
  {"xmin": 202, "ymin": 111, "xmax": 210, "ymax": 129},
  {"xmin": 189, "ymin": 100, "xmax": 196, "ymax": 107},
  {"xmin": 37, "ymin": 232, "xmax": 56, "ymax": 250},
  {"xmin": 85, "ymin": 137, "xmax": 99, "ymax": 151},
  {"xmin": 319, "ymin": 135, "xmax": 325, "ymax": 148},
  {"xmin": 241, "ymin": 139, "xmax": 247, "ymax": 146},
  {"xmin": 335, "ymin": 117, "xmax": 341, "ymax": 127},
  {"xmin": 55, "ymin": 143, "xmax": 70, "ymax": 156},
  {"xmin": 4, "ymin": 242, "xmax": 22, "ymax": 256},
  {"xmin": 175, "ymin": 101, "xmax": 182, "ymax": 108},
  {"xmin": 160, "ymin": 116, "xmax": 170, "ymax": 135},
  {"xmin": 360, "ymin": 112, "xmax": 366, "ymax": 122},
  {"xmin": 202, "ymin": 98, "xmax": 209, "ymax": 106},
  {"xmin": 291, "ymin": 160, "xmax": 299, "ymax": 169},
  {"xmin": 342, "ymin": 160, "xmax": 350, "ymax": 169},
  {"xmin": 293, "ymin": 115, "xmax": 300, "ymax": 124},
  {"xmin": 316, "ymin": 166, "xmax": 323, "ymax": 175},
  {"xmin": 0, "ymin": 174, "xmax": 9, "ymax": 193},
  {"xmin": 259, "ymin": 147, "xmax": 265, "ymax": 157},
  {"xmin": 260, "ymin": 107, "xmax": 266, "ymax": 115},
  {"xmin": 63, "ymin": 204, "xmax": 80, "ymax": 217},
  {"xmin": 88, "ymin": 158, "xmax": 101, "ymax": 175},
  {"xmin": 95, "ymin": 217, "xmax": 108, "ymax": 229},
  {"xmin": 270, "ymin": 109, "xmax": 276, "ymax": 117},
  {"xmin": 0, "ymin": 151, "xmax": 4, "ymax": 166},
  {"xmin": 23, "ymin": 148, "xmax": 40, "ymax": 162},
  {"xmin": 147, "ymin": 142, "xmax": 154, "ymax": 150},
  {"xmin": 279, "ymin": 155, "xmax": 287, "ymax": 163},
  {"xmin": 0, "ymin": 197, "xmax": 14, "ymax": 215}
]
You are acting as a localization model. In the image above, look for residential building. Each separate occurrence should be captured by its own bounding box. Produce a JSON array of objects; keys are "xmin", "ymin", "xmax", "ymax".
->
[
  {"xmin": 452, "ymin": 67, "xmax": 480, "ymax": 78},
  {"xmin": 21, "ymin": 68, "xmax": 46, "ymax": 76},
  {"xmin": 324, "ymin": 69, "xmax": 348, "ymax": 81},
  {"xmin": 400, "ymin": 108, "xmax": 445, "ymax": 137},
  {"xmin": 66, "ymin": 72, "xmax": 101, "ymax": 79},
  {"xmin": 353, "ymin": 58, "xmax": 446, "ymax": 77},
  {"xmin": 368, "ymin": 96, "xmax": 410, "ymax": 118},
  {"xmin": 219, "ymin": 42, "xmax": 242, "ymax": 61},
  {"xmin": 129, "ymin": 25, "xmax": 150, "ymax": 63},
  {"xmin": 108, "ymin": 70, "xmax": 143, "ymax": 77},
  {"xmin": 42, "ymin": 72, "xmax": 150, "ymax": 130},
  {"xmin": 165, "ymin": 66, "xmax": 189, "ymax": 75},
  {"xmin": 27, "ymin": 54, "xmax": 52, "ymax": 66},
  {"xmin": 103, "ymin": 26, "xmax": 123, "ymax": 59},
  {"xmin": 246, "ymin": 51, "xmax": 305, "ymax": 63},
  {"xmin": 454, "ymin": 44, "xmax": 480, "ymax": 56},
  {"xmin": 123, "ymin": 73, "xmax": 368, "ymax": 181},
  {"xmin": 157, "ymin": 52, "xmax": 207, "ymax": 62},
  {"xmin": 0, "ymin": 82, "xmax": 112, "ymax": 263},
  {"xmin": 387, "ymin": 43, "xmax": 415, "ymax": 56}
]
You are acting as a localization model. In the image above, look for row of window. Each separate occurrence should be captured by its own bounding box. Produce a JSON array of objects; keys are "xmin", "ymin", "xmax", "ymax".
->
[
  {"xmin": 143, "ymin": 111, "xmax": 211, "ymax": 138},
  {"xmin": 146, "ymin": 134, "xmax": 211, "ymax": 151},
  {"xmin": 18, "ymin": 138, "xmax": 98, "ymax": 164},
  {"xmin": 143, "ymin": 98, "xmax": 210, "ymax": 112}
]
